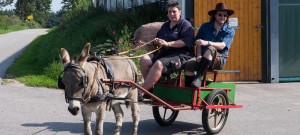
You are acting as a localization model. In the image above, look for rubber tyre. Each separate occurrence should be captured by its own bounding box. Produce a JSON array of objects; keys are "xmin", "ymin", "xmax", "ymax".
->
[
  {"xmin": 202, "ymin": 89, "xmax": 229, "ymax": 134},
  {"xmin": 152, "ymin": 106, "xmax": 179, "ymax": 126}
]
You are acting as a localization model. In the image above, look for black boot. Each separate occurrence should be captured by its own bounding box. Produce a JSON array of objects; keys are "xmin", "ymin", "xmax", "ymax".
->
[
  {"xmin": 191, "ymin": 58, "xmax": 212, "ymax": 88},
  {"xmin": 142, "ymin": 88, "xmax": 153, "ymax": 99},
  {"xmin": 138, "ymin": 88, "xmax": 154, "ymax": 102},
  {"xmin": 184, "ymin": 75, "xmax": 194, "ymax": 87},
  {"xmin": 137, "ymin": 92, "xmax": 144, "ymax": 102}
]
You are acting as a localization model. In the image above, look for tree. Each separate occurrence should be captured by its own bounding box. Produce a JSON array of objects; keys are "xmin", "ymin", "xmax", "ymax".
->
[
  {"xmin": 15, "ymin": 0, "xmax": 36, "ymax": 20},
  {"xmin": 15, "ymin": 0, "xmax": 51, "ymax": 26},
  {"xmin": 34, "ymin": 0, "xmax": 51, "ymax": 26},
  {"xmin": 0, "ymin": 0, "xmax": 13, "ymax": 7},
  {"xmin": 61, "ymin": 0, "xmax": 75, "ymax": 12},
  {"xmin": 61, "ymin": 0, "xmax": 92, "ymax": 12},
  {"xmin": 45, "ymin": 12, "xmax": 60, "ymax": 28},
  {"xmin": 93, "ymin": 0, "xmax": 104, "ymax": 8}
]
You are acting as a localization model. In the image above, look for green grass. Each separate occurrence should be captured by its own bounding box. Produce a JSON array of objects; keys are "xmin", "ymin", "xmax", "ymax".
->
[
  {"xmin": 5, "ymin": 9, "xmax": 165, "ymax": 88},
  {"xmin": 17, "ymin": 75, "xmax": 57, "ymax": 88},
  {"xmin": 0, "ymin": 14, "xmax": 40, "ymax": 34},
  {"xmin": 0, "ymin": 25, "xmax": 28, "ymax": 34}
]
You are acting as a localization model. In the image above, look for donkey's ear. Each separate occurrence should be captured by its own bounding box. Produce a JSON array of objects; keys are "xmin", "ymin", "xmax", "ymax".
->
[
  {"xmin": 78, "ymin": 43, "xmax": 91, "ymax": 67},
  {"xmin": 61, "ymin": 48, "xmax": 70, "ymax": 65}
]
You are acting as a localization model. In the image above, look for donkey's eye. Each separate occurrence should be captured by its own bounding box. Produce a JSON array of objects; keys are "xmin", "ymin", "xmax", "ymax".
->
[{"xmin": 78, "ymin": 81, "xmax": 83, "ymax": 87}]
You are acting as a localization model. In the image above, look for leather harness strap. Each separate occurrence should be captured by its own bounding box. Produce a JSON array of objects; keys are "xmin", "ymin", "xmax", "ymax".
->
[{"xmin": 83, "ymin": 58, "xmax": 115, "ymax": 103}]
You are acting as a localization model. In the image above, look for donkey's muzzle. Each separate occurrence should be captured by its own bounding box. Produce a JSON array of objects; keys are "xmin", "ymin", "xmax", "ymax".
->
[{"xmin": 68, "ymin": 107, "xmax": 79, "ymax": 116}]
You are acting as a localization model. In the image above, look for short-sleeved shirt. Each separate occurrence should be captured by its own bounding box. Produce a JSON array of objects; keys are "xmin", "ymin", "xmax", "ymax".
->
[
  {"xmin": 195, "ymin": 22, "xmax": 235, "ymax": 64},
  {"xmin": 156, "ymin": 18, "xmax": 194, "ymax": 58}
]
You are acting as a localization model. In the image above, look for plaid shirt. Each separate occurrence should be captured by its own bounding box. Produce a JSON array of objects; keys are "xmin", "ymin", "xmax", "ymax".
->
[{"xmin": 195, "ymin": 22, "xmax": 235, "ymax": 64}]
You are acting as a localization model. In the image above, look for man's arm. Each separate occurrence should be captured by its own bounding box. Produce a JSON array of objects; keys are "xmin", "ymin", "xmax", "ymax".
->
[
  {"xmin": 155, "ymin": 20, "xmax": 194, "ymax": 48},
  {"xmin": 155, "ymin": 38, "xmax": 185, "ymax": 48},
  {"xmin": 195, "ymin": 39, "xmax": 226, "ymax": 50},
  {"xmin": 196, "ymin": 28, "xmax": 235, "ymax": 50}
]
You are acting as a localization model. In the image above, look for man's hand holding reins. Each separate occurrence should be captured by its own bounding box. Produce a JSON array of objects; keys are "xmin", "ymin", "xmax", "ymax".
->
[{"xmin": 154, "ymin": 38, "xmax": 170, "ymax": 47}]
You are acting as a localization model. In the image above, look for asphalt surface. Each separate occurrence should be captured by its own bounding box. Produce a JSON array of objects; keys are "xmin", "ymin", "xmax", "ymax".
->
[
  {"xmin": 0, "ymin": 29, "xmax": 48, "ymax": 79},
  {"xmin": 1, "ymin": 83, "xmax": 300, "ymax": 135},
  {"xmin": 1, "ymin": 29, "xmax": 300, "ymax": 134}
]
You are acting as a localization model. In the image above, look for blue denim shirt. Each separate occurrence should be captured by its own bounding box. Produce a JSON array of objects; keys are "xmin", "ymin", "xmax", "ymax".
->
[
  {"xmin": 195, "ymin": 22, "xmax": 235, "ymax": 64},
  {"xmin": 156, "ymin": 18, "xmax": 194, "ymax": 57}
]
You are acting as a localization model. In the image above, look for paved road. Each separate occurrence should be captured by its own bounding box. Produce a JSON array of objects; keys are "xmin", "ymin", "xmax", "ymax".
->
[
  {"xmin": 0, "ymin": 29, "xmax": 48, "ymax": 79},
  {"xmin": 1, "ymin": 83, "xmax": 300, "ymax": 135},
  {"xmin": 1, "ymin": 29, "xmax": 300, "ymax": 134}
]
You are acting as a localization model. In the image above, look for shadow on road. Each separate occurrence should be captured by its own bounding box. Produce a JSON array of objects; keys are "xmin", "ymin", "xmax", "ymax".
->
[
  {"xmin": 0, "ymin": 46, "xmax": 26, "ymax": 78},
  {"xmin": 22, "ymin": 122, "xmax": 82, "ymax": 134},
  {"xmin": 22, "ymin": 120, "xmax": 207, "ymax": 135}
]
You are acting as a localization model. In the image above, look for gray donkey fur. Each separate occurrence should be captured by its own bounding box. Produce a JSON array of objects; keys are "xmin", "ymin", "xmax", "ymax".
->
[{"xmin": 60, "ymin": 43, "xmax": 140, "ymax": 135}]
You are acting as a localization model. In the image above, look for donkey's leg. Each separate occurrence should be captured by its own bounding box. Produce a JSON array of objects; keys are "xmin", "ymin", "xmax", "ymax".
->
[
  {"xmin": 112, "ymin": 103, "xmax": 124, "ymax": 135},
  {"xmin": 95, "ymin": 101, "xmax": 107, "ymax": 135},
  {"xmin": 128, "ymin": 89, "xmax": 140, "ymax": 135},
  {"xmin": 82, "ymin": 106, "xmax": 92, "ymax": 135},
  {"xmin": 130, "ymin": 101, "xmax": 140, "ymax": 135}
]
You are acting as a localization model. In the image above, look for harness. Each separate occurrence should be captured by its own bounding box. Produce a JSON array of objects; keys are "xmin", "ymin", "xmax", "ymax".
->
[
  {"xmin": 58, "ymin": 56, "xmax": 137, "ymax": 104},
  {"xmin": 57, "ymin": 63, "xmax": 88, "ymax": 103}
]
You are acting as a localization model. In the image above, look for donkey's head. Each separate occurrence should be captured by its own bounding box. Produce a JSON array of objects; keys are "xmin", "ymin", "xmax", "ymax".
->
[{"xmin": 59, "ymin": 43, "xmax": 91, "ymax": 115}]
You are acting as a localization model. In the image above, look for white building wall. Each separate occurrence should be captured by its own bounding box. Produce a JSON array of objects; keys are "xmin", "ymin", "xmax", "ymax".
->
[
  {"xmin": 92, "ymin": 0, "xmax": 191, "ymax": 22},
  {"xmin": 93, "ymin": 0, "xmax": 159, "ymax": 11}
]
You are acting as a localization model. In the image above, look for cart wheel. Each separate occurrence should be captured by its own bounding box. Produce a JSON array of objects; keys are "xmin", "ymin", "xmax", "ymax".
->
[
  {"xmin": 202, "ymin": 89, "xmax": 229, "ymax": 134},
  {"xmin": 152, "ymin": 106, "xmax": 179, "ymax": 126}
]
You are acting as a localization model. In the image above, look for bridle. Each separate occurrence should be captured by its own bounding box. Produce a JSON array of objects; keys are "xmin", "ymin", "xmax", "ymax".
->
[
  {"xmin": 57, "ymin": 40, "xmax": 157, "ymax": 104},
  {"xmin": 58, "ymin": 58, "xmax": 116, "ymax": 104},
  {"xmin": 58, "ymin": 63, "xmax": 89, "ymax": 103}
]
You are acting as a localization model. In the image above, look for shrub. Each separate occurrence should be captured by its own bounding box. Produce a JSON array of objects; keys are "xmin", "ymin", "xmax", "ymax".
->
[{"xmin": 6, "ymin": 4, "xmax": 166, "ymax": 88}]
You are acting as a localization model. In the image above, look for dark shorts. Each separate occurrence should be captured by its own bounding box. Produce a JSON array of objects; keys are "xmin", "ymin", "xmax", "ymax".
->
[
  {"xmin": 150, "ymin": 53, "xmax": 188, "ymax": 75},
  {"xmin": 185, "ymin": 46, "xmax": 225, "ymax": 72}
]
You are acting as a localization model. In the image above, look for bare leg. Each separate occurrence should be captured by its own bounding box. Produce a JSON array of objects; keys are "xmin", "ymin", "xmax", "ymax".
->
[
  {"xmin": 203, "ymin": 50, "xmax": 213, "ymax": 60},
  {"xmin": 139, "ymin": 55, "xmax": 153, "ymax": 79},
  {"xmin": 196, "ymin": 44, "xmax": 202, "ymax": 62},
  {"xmin": 186, "ymin": 48, "xmax": 212, "ymax": 75},
  {"xmin": 184, "ymin": 58, "xmax": 197, "ymax": 87},
  {"xmin": 141, "ymin": 60, "xmax": 163, "ymax": 90},
  {"xmin": 186, "ymin": 46, "xmax": 212, "ymax": 75}
]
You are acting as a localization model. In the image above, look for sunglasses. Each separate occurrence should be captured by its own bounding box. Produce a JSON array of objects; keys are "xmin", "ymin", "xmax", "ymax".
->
[{"xmin": 217, "ymin": 14, "xmax": 228, "ymax": 17}]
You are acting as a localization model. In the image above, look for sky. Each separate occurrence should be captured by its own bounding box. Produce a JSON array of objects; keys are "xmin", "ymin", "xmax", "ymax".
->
[{"xmin": 2, "ymin": 0, "xmax": 63, "ymax": 12}]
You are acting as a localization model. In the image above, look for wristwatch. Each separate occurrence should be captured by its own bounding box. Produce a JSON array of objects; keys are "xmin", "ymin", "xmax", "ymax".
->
[{"xmin": 208, "ymin": 41, "xmax": 211, "ymax": 46}]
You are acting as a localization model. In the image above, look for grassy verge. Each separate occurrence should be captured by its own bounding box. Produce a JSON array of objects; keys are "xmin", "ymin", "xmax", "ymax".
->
[
  {"xmin": 5, "ymin": 9, "xmax": 164, "ymax": 88},
  {"xmin": 0, "ymin": 15, "xmax": 41, "ymax": 34},
  {"xmin": 0, "ymin": 25, "xmax": 28, "ymax": 34}
]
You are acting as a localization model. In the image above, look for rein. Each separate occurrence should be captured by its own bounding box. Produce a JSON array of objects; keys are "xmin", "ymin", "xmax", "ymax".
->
[
  {"xmin": 82, "ymin": 61, "xmax": 101, "ymax": 103},
  {"xmin": 117, "ymin": 39, "xmax": 155, "ymax": 55},
  {"xmin": 83, "ymin": 59, "xmax": 113, "ymax": 103},
  {"xmin": 63, "ymin": 39, "xmax": 160, "ymax": 103},
  {"xmin": 102, "ymin": 39, "xmax": 161, "ymax": 60}
]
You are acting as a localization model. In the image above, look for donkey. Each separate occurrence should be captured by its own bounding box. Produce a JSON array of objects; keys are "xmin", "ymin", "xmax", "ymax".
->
[{"xmin": 59, "ymin": 43, "xmax": 140, "ymax": 135}]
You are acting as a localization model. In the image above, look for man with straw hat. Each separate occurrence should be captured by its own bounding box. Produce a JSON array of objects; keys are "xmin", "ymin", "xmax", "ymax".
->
[{"xmin": 184, "ymin": 2, "xmax": 236, "ymax": 88}]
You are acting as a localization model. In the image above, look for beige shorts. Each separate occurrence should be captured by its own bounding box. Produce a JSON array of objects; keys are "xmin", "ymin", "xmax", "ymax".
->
[{"xmin": 185, "ymin": 46, "xmax": 225, "ymax": 72}]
